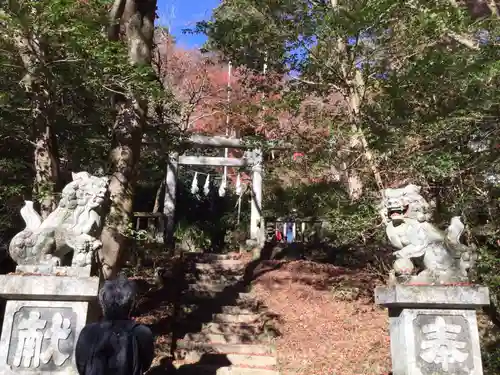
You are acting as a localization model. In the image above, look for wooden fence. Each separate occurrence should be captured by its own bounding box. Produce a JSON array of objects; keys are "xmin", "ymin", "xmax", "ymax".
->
[
  {"xmin": 265, "ymin": 217, "xmax": 327, "ymax": 243},
  {"xmin": 132, "ymin": 212, "xmax": 165, "ymax": 243},
  {"xmin": 132, "ymin": 212, "xmax": 329, "ymax": 245}
]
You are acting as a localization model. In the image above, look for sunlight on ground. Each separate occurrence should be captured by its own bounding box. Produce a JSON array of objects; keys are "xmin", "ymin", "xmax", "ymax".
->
[{"xmin": 251, "ymin": 261, "xmax": 391, "ymax": 375}]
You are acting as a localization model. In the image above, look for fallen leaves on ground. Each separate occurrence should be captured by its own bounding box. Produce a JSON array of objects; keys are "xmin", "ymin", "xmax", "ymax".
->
[{"xmin": 251, "ymin": 260, "xmax": 391, "ymax": 375}]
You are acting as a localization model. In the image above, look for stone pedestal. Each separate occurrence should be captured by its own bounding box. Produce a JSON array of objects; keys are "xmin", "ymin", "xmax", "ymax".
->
[
  {"xmin": 375, "ymin": 285, "xmax": 490, "ymax": 375},
  {"xmin": 0, "ymin": 266, "xmax": 100, "ymax": 375}
]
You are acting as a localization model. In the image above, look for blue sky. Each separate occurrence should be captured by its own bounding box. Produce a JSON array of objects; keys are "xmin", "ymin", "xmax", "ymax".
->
[{"xmin": 157, "ymin": 0, "xmax": 220, "ymax": 48}]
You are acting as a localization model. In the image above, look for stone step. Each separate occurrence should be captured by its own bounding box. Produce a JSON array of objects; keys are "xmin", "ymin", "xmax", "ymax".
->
[
  {"xmin": 184, "ymin": 253, "xmax": 239, "ymax": 262},
  {"xmin": 176, "ymin": 341, "xmax": 276, "ymax": 356},
  {"xmin": 177, "ymin": 352, "xmax": 277, "ymax": 367},
  {"xmin": 183, "ymin": 284, "xmax": 252, "ymax": 299},
  {"xmin": 175, "ymin": 316, "xmax": 268, "ymax": 336},
  {"xmin": 174, "ymin": 365, "xmax": 279, "ymax": 375},
  {"xmin": 184, "ymin": 275, "xmax": 243, "ymax": 287},
  {"xmin": 178, "ymin": 304, "xmax": 261, "ymax": 321},
  {"xmin": 180, "ymin": 291, "xmax": 255, "ymax": 304},
  {"xmin": 187, "ymin": 282, "xmax": 228, "ymax": 293},
  {"xmin": 221, "ymin": 305, "xmax": 262, "ymax": 315},
  {"xmin": 185, "ymin": 283, "xmax": 251, "ymax": 296},
  {"xmin": 183, "ymin": 333, "xmax": 262, "ymax": 345},
  {"xmin": 197, "ymin": 274, "xmax": 244, "ymax": 283},
  {"xmin": 208, "ymin": 259, "xmax": 246, "ymax": 266},
  {"xmin": 202, "ymin": 323, "xmax": 264, "ymax": 336},
  {"xmin": 192, "ymin": 268, "xmax": 245, "ymax": 277},
  {"xmin": 213, "ymin": 313, "xmax": 261, "ymax": 324},
  {"xmin": 195, "ymin": 262, "xmax": 246, "ymax": 272}
]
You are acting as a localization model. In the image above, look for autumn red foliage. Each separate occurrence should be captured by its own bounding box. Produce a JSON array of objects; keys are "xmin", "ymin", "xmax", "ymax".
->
[{"xmin": 153, "ymin": 33, "xmax": 338, "ymax": 188}]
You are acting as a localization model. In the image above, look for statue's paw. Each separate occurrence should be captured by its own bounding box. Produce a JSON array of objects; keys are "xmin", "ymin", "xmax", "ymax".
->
[
  {"xmin": 41, "ymin": 254, "xmax": 61, "ymax": 267},
  {"xmin": 72, "ymin": 253, "xmax": 86, "ymax": 267},
  {"xmin": 394, "ymin": 258, "xmax": 415, "ymax": 275}
]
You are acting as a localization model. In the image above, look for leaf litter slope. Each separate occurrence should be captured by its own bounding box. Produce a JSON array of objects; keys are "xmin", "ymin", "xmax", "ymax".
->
[{"xmin": 251, "ymin": 260, "xmax": 391, "ymax": 375}]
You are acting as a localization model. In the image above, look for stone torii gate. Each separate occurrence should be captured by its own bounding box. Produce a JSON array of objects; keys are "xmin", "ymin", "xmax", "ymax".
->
[{"xmin": 163, "ymin": 135, "xmax": 272, "ymax": 248}]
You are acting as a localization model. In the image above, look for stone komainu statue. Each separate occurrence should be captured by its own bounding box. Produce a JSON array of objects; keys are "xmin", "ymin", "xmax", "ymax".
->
[
  {"xmin": 9, "ymin": 172, "xmax": 109, "ymax": 267},
  {"xmin": 379, "ymin": 184, "xmax": 477, "ymax": 285}
]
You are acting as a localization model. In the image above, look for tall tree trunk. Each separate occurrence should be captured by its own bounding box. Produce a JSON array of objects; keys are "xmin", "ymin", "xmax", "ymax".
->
[
  {"xmin": 99, "ymin": 0, "xmax": 157, "ymax": 279},
  {"xmin": 34, "ymin": 123, "xmax": 60, "ymax": 218},
  {"xmin": 345, "ymin": 69, "xmax": 384, "ymax": 195},
  {"xmin": 331, "ymin": 0, "xmax": 384, "ymax": 200},
  {"xmin": 13, "ymin": 15, "xmax": 60, "ymax": 218}
]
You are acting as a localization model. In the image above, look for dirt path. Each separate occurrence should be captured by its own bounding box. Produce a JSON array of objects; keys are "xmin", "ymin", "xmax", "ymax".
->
[
  {"xmin": 250, "ymin": 261, "xmax": 391, "ymax": 375},
  {"xmin": 132, "ymin": 256, "xmax": 391, "ymax": 375}
]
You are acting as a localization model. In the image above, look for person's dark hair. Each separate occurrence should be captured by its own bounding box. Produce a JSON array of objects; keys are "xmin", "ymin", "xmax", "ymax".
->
[{"xmin": 98, "ymin": 275, "xmax": 137, "ymax": 320}]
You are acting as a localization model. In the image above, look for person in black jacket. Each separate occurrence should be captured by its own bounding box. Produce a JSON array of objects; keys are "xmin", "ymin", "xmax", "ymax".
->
[{"xmin": 75, "ymin": 275, "xmax": 154, "ymax": 375}]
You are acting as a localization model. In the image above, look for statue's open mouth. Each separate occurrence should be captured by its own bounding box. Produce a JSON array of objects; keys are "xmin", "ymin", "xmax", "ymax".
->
[{"xmin": 388, "ymin": 205, "xmax": 409, "ymax": 219}]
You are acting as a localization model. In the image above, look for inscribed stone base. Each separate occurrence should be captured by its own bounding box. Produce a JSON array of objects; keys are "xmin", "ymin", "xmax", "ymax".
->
[
  {"xmin": 375, "ymin": 285, "xmax": 490, "ymax": 375},
  {"xmin": 0, "ymin": 267, "xmax": 99, "ymax": 375},
  {"xmin": 0, "ymin": 301, "xmax": 88, "ymax": 375}
]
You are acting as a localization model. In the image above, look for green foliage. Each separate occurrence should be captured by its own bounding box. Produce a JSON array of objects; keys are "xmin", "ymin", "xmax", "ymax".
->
[
  {"xmin": 174, "ymin": 221, "xmax": 212, "ymax": 252},
  {"xmin": 0, "ymin": 0, "xmax": 172, "ymax": 246}
]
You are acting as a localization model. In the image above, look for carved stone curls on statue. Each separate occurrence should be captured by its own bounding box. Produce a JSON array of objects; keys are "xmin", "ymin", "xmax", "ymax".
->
[
  {"xmin": 379, "ymin": 184, "xmax": 477, "ymax": 285},
  {"xmin": 9, "ymin": 172, "xmax": 109, "ymax": 267}
]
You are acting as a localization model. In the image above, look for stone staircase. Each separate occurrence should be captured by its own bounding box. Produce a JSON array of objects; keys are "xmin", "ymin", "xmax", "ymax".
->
[{"xmin": 172, "ymin": 253, "xmax": 279, "ymax": 375}]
